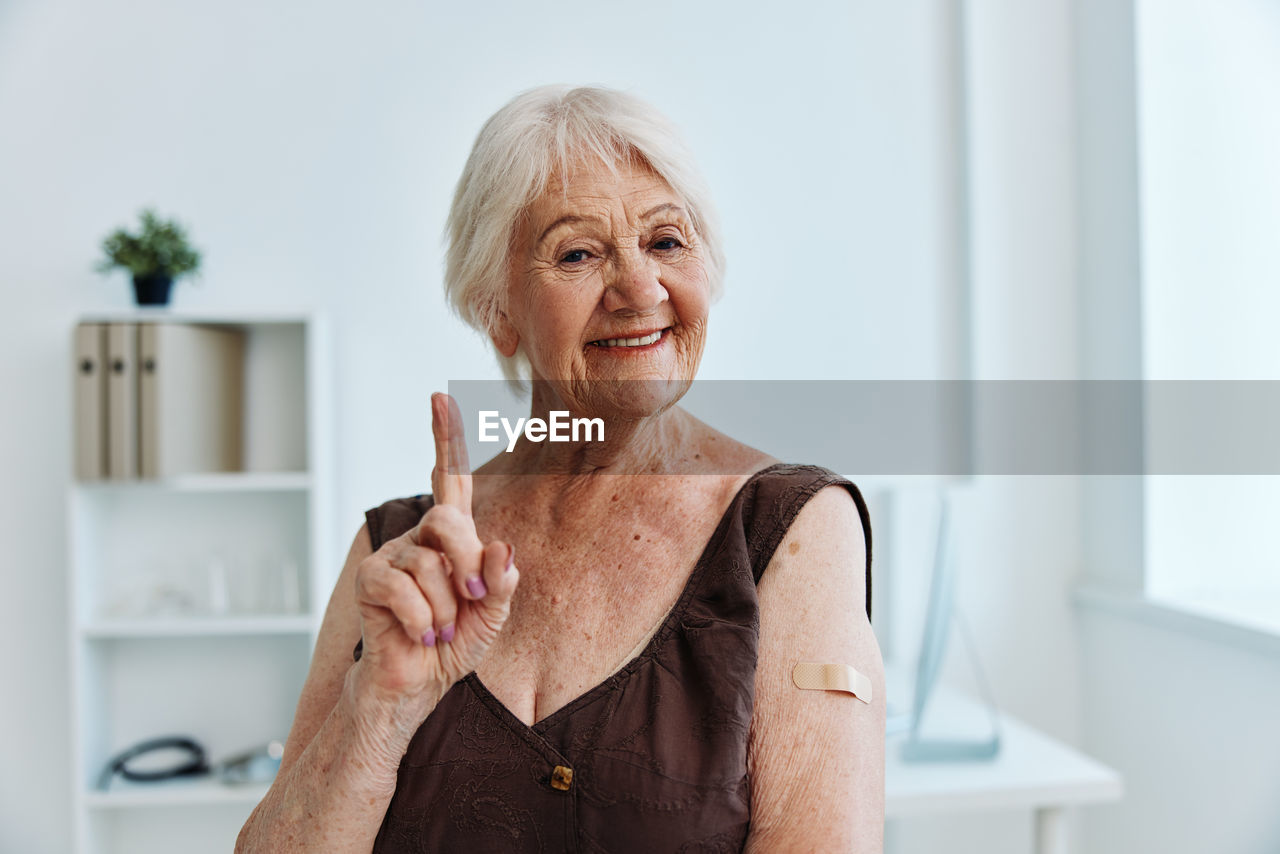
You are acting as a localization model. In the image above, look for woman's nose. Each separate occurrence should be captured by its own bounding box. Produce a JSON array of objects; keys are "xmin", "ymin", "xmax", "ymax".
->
[{"xmin": 602, "ymin": 249, "xmax": 668, "ymax": 314}]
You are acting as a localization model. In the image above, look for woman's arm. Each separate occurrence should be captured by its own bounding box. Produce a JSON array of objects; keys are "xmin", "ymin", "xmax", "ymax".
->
[
  {"xmin": 235, "ymin": 525, "xmax": 443, "ymax": 853},
  {"xmin": 745, "ymin": 484, "xmax": 886, "ymax": 853},
  {"xmin": 237, "ymin": 394, "xmax": 520, "ymax": 852}
]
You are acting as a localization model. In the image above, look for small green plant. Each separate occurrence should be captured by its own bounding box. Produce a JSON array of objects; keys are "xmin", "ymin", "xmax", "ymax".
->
[{"xmin": 97, "ymin": 209, "xmax": 202, "ymax": 280}]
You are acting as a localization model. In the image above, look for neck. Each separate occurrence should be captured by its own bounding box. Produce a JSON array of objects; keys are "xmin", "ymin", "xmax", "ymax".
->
[{"xmin": 500, "ymin": 384, "xmax": 690, "ymax": 477}]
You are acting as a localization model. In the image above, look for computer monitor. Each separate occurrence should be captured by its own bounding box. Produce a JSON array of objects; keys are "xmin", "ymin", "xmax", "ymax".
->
[{"xmin": 894, "ymin": 491, "xmax": 1001, "ymax": 762}]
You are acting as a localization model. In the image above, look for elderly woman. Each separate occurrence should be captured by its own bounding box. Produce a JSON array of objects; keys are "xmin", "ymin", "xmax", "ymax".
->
[{"xmin": 238, "ymin": 85, "xmax": 884, "ymax": 852}]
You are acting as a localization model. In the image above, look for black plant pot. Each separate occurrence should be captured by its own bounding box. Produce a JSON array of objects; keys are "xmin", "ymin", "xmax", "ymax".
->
[{"xmin": 132, "ymin": 274, "xmax": 174, "ymax": 306}]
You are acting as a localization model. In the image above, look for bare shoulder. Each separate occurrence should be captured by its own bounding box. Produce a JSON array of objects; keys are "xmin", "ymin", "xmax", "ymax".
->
[
  {"xmin": 759, "ymin": 483, "xmax": 869, "ymax": 622},
  {"xmin": 783, "ymin": 482, "xmax": 867, "ymax": 553},
  {"xmin": 679, "ymin": 407, "xmax": 777, "ymax": 474}
]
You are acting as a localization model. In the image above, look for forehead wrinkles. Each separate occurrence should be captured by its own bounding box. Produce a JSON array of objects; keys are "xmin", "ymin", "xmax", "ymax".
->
[{"xmin": 538, "ymin": 155, "xmax": 678, "ymax": 218}]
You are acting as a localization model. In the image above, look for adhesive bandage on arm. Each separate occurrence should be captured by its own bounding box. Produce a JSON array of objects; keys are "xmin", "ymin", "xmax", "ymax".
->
[{"xmin": 792, "ymin": 662, "xmax": 873, "ymax": 704}]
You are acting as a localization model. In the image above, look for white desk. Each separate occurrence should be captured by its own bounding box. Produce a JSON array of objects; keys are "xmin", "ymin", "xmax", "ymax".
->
[{"xmin": 884, "ymin": 678, "xmax": 1123, "ymax": 854}]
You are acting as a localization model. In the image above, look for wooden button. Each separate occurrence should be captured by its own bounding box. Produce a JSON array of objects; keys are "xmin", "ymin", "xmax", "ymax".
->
[{"xmin": 550, "ymin": 765, "xmax": 573, "ymax": 791}]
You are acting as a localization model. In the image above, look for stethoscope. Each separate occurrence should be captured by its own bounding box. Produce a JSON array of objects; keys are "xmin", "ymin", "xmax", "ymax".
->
[{"xmin": 97, "ymin": 736, "xmax": 284, "ymax": 789}]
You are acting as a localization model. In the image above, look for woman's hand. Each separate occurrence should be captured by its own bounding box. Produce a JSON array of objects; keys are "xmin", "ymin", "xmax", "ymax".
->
[
  {"xmin": 352, "ymin": 392, "xmax": 519, "ymax": 715},
  {"xmin": 236, "ymin": 394, "xmax": 515, "ymax": 853}
]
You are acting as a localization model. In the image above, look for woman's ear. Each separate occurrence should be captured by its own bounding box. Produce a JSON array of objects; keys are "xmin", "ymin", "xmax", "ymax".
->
[{"xmin": 491, "ymin": 311, "xmax": 520, "ymax": 358}]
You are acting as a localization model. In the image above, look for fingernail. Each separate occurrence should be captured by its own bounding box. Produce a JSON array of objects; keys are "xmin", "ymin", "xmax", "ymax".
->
[
  {"xmin": 505, "ymin": 543, "xmax": 516, "ymax": 573},
  {"xmin": 422, "ymin": 628, "xmax": 436, "ymax": 647},
  {"xmin": 440, "ymin": 622, "xmax": 456, "ymax": 643},
  {"xmin": 467, "ymin": 576, "xmax": 488, "ymax": 598}
]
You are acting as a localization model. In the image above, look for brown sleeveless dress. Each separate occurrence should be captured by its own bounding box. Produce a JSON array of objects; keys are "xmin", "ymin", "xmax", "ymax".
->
[{"xmin": 357, "ymin": 463, "xmax": 871, "ymax": 853}]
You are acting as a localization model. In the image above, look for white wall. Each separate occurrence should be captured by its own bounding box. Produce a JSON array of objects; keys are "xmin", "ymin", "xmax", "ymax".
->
[
  {"xmin": 888, "ymin": 0, "xmax": 1087, "ymax": 850},
  {"xmin": 1079, "ymin": 610, "xmax": 1280, "ymax": 854},
  {"xmin": 0, "ymin": 2, "xmax": 972, "ymax": 852},
  {"xmin": 1075, "ymin": 1, "xmax": 1280, "ymax": 851}
]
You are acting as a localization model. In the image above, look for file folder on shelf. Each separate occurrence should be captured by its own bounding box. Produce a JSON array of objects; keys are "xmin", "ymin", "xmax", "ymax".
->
[
  {"xmin": 105, "ymin": 323, "xmax": 138, "ymax": 479},
  {"xmin": 73, "ymin": 323, "xmax": 107, "ymax": 481},
  {"xmin": 138, "ymin": 323, "xmax": 246, "ymax": 478}
]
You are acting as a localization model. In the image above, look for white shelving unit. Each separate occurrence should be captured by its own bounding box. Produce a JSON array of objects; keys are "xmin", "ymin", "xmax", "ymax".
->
[{"xmin": 68, "ymin": 312, "xmax": 332, "ymax": 854}]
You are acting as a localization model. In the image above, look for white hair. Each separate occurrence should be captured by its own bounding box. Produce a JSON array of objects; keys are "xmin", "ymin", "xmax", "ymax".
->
[{"xmin": 444, "ymin": 85, "xmax": 725, "ymax": 387}]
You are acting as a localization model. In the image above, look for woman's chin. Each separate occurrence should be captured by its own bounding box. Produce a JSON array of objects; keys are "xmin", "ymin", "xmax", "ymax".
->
[
  {"xmin": 533, "ymin": 343, "xmax": 701, "ymax": 418},
  {"xmin": 538, "ymin": 375, "xmax": 693, "ymax": 422},
  {"xmin": 595, "ymin": 377, "xmax": 691, "ymax": 420}
]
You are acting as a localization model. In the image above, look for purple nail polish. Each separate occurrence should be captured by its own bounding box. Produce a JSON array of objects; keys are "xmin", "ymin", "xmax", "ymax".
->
[
  {"xmin": 467, "ymin": 577, "xmax": 488, "ymax": 598},
  {"xmin": 440, "ymin": 623, "xmax": 456, "ymax": 643},
  {"xmin": 422, "ymin": 628, "xmax": 436, "ymax": 647}
]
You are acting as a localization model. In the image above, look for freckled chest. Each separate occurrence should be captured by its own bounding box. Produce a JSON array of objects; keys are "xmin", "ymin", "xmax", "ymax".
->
[{"xmin": 469, "ymin": 477, "xmax": 736, "ymax": 723}]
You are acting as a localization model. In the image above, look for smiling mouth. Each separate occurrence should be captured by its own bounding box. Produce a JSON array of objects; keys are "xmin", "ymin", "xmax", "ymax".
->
[{"xmin": 588, "ymin": 328, "xmax": 669, "ymax": 348}]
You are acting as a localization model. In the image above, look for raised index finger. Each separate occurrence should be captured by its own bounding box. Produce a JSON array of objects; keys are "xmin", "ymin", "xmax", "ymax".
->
[{"xmin": 431, "ymin": 392, "xmax": 473, "ymax": 514}]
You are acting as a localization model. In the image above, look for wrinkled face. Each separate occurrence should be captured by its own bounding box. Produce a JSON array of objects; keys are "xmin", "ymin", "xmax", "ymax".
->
[{"xmin": 494, "ymin": 155, "xmax": 710, "ymax": 418}]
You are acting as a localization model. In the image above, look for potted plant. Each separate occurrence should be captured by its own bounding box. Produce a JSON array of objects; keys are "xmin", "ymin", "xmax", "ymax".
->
[{"xmin": 97, "ymin": 209, "xmax": 202, "ymax": 306}]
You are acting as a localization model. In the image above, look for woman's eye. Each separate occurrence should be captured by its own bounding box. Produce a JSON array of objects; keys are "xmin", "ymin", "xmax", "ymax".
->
[
  {"xmin": 560, "ymin": 249, "xmax": 590, "ymax": 264},
  {"xmin": 652, "ymin": 237, "xmax": 684, "ymax": 252}
]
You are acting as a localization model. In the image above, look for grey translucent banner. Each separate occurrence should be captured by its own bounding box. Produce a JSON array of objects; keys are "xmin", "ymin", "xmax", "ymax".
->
[{"xmin": 444, "ymin": 380, "xmax": 1280, "ymax": 475}]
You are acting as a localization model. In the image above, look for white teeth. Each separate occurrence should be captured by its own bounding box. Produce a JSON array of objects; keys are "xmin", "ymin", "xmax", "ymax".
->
[{"xmin": 594, "ymin": 330, "xmax": 663, "ymax": 348}]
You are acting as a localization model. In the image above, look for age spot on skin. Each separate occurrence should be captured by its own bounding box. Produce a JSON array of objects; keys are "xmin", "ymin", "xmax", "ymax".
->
[
  {"xmin": 788, "ymin": 541, "xmax": 801, "ymax": 556},
  {"xmin": 634, "ymin": 533, "xmax": 641, "ymax": 540}
]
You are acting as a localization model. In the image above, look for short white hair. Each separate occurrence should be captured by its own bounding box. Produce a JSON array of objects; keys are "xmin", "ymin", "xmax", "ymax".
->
[{"xmin": 444, "ymin": 85, "xmax": 725, "ymax": 387}]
